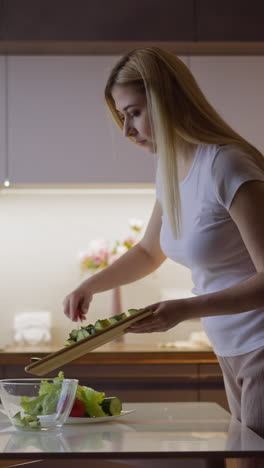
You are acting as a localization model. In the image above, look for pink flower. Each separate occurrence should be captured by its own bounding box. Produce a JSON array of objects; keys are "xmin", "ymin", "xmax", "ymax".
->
[
  {"xmin": 79, "ymin": 219, "xmax": 144, "ymax": 272},
  {"xmin": 86, "ymin": 239, "xmax": 109, "ymax": 256},
  {"xmin": 93, "ymin": 255, "xmax": 103, "ymax": 265}
]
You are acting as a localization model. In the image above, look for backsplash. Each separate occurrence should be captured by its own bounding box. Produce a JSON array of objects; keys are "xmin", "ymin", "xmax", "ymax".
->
[{"xmin": 0, "ymin": 187, "xmax": 200, "ymax": 348}]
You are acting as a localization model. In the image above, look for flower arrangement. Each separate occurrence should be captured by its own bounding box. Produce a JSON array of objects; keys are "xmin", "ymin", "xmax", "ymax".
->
[{"xmin": 79, "ymin": 219, "xmax": 144, "ymax": 273}]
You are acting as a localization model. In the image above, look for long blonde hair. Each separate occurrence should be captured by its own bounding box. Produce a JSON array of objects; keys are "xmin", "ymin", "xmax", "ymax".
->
[{"xmin": 105, "ymin": 47, "xmax": 263, "ymax": 238}]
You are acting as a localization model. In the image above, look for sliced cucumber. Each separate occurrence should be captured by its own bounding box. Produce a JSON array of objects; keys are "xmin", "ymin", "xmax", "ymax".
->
[
  {"xmin": 94, "ymin": 318, "xmax": 112, "ymax": 331},
  {"xmin": 109, "ymin": 317, "xmax": 119, "ymax": 325},
  {"xmin": 127, "ymin": 309, "xmax": 139, "ymax": 315},
  {"xmin": 24, "ymin": 415, "xmax": 38, "ymax": 423},
  {"xmin": 66, "ymin": 308, "xmax": 134, "ymax": 346},
  {"xmin": 13, "ymin": 412, "xmax": 41, "ymax": 429},
  {"xmin": 86, "ymin": 324, "xmax": 97, "ymax": 335},
  {"xmin": 13, "ymin": 415, "xmax": 25, "ymax": 428},
  {"xmin": 81, "ymin": 326, "xmax": 90, "ymax": 335},
  {"xmin": 113, "ymin": 313, "xmax": 127, "ymax": 321},
  {"xmin": 65, "ymin": 339, "xmax": 75, "ymax": 346},
  {"xmin": 76, "ymin": 328, "xmax": 90, "ymax": 341},
  {"xmin": 101, "ymin": 397, "xmax": 122, "ymax": 416},
  {"xmin": 69, "ymin": 329, "xmax": 79, "ymax": 340}
]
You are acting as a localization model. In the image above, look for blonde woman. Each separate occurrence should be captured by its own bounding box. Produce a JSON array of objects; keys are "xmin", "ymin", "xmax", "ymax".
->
[{"xmin": 64, "ymin": 47, "xmax": 264, "ymax": 455}]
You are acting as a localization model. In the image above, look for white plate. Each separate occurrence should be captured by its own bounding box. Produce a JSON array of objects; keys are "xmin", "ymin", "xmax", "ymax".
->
[{"xmin": 66, "ymin": 409, "xmax": 135, "ymax": 424}]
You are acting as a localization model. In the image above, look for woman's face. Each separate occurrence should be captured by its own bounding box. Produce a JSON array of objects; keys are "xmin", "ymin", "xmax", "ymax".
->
[{"xmin": 111, "ymin": 85, "xmax": 155, "ymax": 153}]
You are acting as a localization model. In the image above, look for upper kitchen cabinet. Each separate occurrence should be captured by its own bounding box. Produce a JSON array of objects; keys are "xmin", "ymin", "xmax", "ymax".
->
[
  {"xmin": 6, "ymin": 55, "xmax": 159, "ymax": 184},
  {"xmin": 0, "ymin": 1, "xmax": 4, "ymax": 41},
  {"xmin": 0, "ymin": 56, "xmax": 6, "ymax": 182},
  {"xmin": 196, "ymin": 0, "xmax": 264, "ymax": 41},
  {"xmin": 190, "ymin": 56, "xmax": 264, "ymax": 154},
  {"xmin": 1, "ymin": 0, "xmax": 264, "ymax": 55},
  {"xmin": 1, "ymin": 0, "xmax": 194, "ymax": 42}
]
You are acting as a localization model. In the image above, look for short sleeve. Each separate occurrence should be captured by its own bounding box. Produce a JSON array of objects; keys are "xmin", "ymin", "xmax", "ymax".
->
[{"xmin": 211, "ymin": 145, "xmax": 264, "ymax": 210}]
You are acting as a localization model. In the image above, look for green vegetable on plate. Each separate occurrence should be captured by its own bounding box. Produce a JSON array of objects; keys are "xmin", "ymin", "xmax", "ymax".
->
[
  {"xmin": 101, "ymin": 396, "xmax": 122, "ymax": 416},
  {"xmin": 16, "ymin": 371, "xmax": 123, "ymax": 426}
]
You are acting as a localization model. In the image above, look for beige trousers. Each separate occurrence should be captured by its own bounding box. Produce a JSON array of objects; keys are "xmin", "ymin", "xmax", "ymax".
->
[{"xmin": 218, "ymin": 346, "xmax": 264, "ymax": 438}]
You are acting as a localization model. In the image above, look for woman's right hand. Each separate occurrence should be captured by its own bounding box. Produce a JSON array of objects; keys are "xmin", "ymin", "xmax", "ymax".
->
[{"xmin": 63, "ymin": 280, "xmax": 93, "ymax": 322}]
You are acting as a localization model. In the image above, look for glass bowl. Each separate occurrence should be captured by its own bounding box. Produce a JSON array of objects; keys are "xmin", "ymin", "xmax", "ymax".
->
[{"xmin": 0, "ymin": 377, "xmax": 78, "ymax": 431}]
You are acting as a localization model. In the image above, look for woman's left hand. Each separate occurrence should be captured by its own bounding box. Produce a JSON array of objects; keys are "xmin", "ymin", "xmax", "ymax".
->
[{"xmin": 126, "ymin": 299, "xmax": 189, "ymax": 333}]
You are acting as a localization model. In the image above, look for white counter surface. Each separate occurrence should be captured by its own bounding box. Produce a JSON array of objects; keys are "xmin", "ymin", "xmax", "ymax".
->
[{"xmin": 0, "ymin": 402, "xmax": 263, "ymax": 462}]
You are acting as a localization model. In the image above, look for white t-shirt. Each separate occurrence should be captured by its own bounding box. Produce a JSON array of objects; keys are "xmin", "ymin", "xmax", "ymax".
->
[{"xmin": 156, "ymin": 144, "xmax": 264, "ymax": 356}]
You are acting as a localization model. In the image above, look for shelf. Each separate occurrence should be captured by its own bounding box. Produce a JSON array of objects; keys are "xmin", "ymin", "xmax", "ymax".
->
[{"xmin": 1, "ymin": 41, "xmax": 264, "ymax": 55}]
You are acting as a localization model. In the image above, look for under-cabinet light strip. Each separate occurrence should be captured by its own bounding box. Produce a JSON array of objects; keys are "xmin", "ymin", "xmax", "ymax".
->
[{"xmin": 0, "ymin": 187, "xmax": 155, "ymax": 195}]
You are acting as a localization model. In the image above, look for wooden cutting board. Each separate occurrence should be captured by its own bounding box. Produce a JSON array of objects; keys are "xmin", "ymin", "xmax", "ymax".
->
[{"xmin": 25, "ymin": 309, "xmax": 153, "ymax": 376}]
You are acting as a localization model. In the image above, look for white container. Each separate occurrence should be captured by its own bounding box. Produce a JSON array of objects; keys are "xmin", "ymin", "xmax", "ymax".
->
[{"xmin": 13, "ymin": 311, "xmax": 52, "ymax": 345}]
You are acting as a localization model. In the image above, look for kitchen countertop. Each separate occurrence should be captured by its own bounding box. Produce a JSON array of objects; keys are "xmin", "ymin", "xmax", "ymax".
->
[
  {"xmin": 0, "ymin": 402, "xmax": 263, "ymax": 465},
  {"xmin": 0, "ymin": 344, "xmax": 217, "ymax": 365},
  {"xmin": 0, "ymin": 346, "xmax": 229, "ymax": 428}
]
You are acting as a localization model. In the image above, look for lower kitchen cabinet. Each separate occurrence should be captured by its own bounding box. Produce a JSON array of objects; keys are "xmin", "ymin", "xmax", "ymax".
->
[
  {"xmin": 198, "ymin": 364, "xmax": 229, "ymax": 410},
  {"xmin": 0, "ymin": 349, "xmax": 229, "ymax": 411},
  {"xmin": 63, "ymin": 362, "xmax": 200, "ymax": 404}
]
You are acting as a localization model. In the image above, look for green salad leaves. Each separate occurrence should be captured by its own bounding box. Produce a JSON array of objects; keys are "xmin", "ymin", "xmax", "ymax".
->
[
  {"xmin": 14, "ymin": 372, "xmax": 122, "ymax": 429},
  {"xmin": 13, "ymin": 371, "xmax": 64, "ymax": 429},
  {"xmin": 20, "ymin": 371, "xmax": 64, "ymax": 417},
  {"xmin": 76, "ymin": 385, "xmax": 106, "ymax": 418}
]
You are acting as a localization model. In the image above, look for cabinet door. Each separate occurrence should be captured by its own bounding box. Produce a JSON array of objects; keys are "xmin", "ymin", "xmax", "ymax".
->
[
  {"xmin": 190, "ymin": 56, "xmax": 264, "ymax": 154},
  {"xmin": 8, "ymin": 56, "xmax": 157, "ymax": 184},
  {"xmin": 0, "ymin": 56, "xmax": 6, "ymax": 184},
  {"xmin": 3, "ymin": 0, "xmax": 194, "ymax": 42},
  {"xmin": 7, "ymin": 55, "xmax": 188, "ymax": 184},
  {"xmin": 196, "ymin": 0, "xmax": 264, "ymax": 41}
]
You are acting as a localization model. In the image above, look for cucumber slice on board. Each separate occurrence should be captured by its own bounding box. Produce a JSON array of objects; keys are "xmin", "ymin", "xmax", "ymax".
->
[
  {"xmin": 94, "ymin": 318, "xmax": 112, "ymax": 331},
  {"xmin": 127, "ymin": 309, "xmax": 139, "ymax": 315},
  {"xmin": 76, "ymin": 329, "xmax": 90, "ymax": 341},
  {"xmin": 113, "ymin": 313, "xmax": 127, "ymax": 321},
  {"xmin": 69, "ymin": 329, "xmax": 79, "ymax": 340},
  {"xmin": 108, "ymin": 317, "xmax": 118, "ymax": 325},
  {"xmin": 65, "ymin": 310, "xmax": 137, "ymax": 346},
  {"xmin": 65, "ymin": 339, "xmax": 75, "ymax": 346},
  {"xmin": 86, "ymin": 325, "xmax": 97, "ymax": 335},
  {"xmin": 26, "ymin": 308, "xmax": 153, "ymax": 375}
]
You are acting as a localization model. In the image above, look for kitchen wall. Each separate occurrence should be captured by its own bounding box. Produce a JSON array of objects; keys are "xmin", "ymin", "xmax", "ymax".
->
[
  {"xmin": 0, "ymin": 186, "xmax": 198, "ymax": 348},
  {"xmin": 1, "ymin": 54, "xmax": 264, "ymax": 349}
]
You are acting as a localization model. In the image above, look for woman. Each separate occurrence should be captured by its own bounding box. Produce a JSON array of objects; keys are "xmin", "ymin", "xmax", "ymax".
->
[{"xmin": 63, "ymin": 47, "xmax": 264, "ymax": 454}]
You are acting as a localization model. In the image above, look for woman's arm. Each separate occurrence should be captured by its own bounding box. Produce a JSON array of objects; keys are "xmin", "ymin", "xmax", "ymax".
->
[
  {"xmin": 128, "ymin": 180, "xmax": 264, "ymax": 333},
  {"xmin": 63, "ymin": 199, "xmax": 166, "ymax": 321},
  {"xmin": 89, "ymin": 199, "xmax": 166, "ymax": 292}
]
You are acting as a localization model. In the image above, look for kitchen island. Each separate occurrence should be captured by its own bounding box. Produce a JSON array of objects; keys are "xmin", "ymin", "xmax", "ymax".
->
[{"xmin": 0, "ymin": 344, "xmax": 228, "ymax": 411}]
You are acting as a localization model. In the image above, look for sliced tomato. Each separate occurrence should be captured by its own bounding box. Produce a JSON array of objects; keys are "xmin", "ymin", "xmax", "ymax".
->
[{"xmin": 69, "ymin": 397, "xmax": 86, "ymax": 417}]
